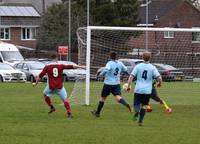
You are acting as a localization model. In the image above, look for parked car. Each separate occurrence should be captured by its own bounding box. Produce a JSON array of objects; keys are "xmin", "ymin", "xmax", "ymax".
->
[
  {"xmin": 58, "ymin": 61, "xmax": 86, "ymax": 81},
  {"xmin": 153, "ymin": 63, "xmax": 185, "ymax": 81},
  {"xmin": 14, "ymin": 61, "xmax": 46, "ymax": 82},
  {"xmin": 118, "ymin": 59, "xmax": 144, "ymax": 74},
  {"xmin": 0, "ymin": 63, "xmax": 26, "ymax": 82},
  {"xmin": 96, "ymin": 59, "xmax": 144, "ymax": 81}
]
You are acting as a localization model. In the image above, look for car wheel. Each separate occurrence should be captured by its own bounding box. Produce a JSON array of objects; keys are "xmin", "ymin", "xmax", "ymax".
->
[
  {"xmin": 30, "ymin": 75, "xmax": 35, "ymax": 83},
  {"xmin": 0, "ymin": 75, "xmax": 3, "ymax": 82},
  {"xmin": 63, "ymin": 74, "xmax": 68, "ymax": 81}
]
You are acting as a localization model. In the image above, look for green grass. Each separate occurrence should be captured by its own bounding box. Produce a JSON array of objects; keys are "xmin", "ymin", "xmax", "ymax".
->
[{"xmin": 0, "ymin": 82, "xmax": 200, "ymax": 144}]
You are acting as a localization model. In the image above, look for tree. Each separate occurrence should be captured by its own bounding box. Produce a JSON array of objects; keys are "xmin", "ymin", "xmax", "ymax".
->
[
  {"xmin": 75, "ymin": 0, "xmax": 140, "ymax": 26},
  {"xmin": 37, "ymin": 0, "xmax": 140, "ymax": 59},
  {"xmin": 37, "ymin": 2, "xmax": 69, "ymax": 51}
]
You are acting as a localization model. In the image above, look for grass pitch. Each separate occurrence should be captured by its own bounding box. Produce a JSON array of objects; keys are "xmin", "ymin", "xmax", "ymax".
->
[{"xmin": 0, "ymin": 82, "xmax": 200, "ymax": 144}]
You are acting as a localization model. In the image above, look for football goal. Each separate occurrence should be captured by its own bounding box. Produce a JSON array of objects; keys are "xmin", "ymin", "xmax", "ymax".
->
[{"xmin": 76, "ymin": 26, "xmax": 200, "ymax": 105}]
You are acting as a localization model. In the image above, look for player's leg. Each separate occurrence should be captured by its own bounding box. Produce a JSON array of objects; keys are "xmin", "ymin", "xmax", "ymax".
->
[
  {"xmin": 57, "ymin": 87, "xmax": 72, "ymax": 118},
  {"xmin": 138, "ymin": 105, "xmax": 146, "ymax": 126},
  {"xmin": 112, "ymin": 84, "xmax": 132, "ymax": 113},
  {"xmin": 151, "ymin": 88, "xmax": 172, "ymax": 113},
  {"xmin": 115, "ymin": 95, "xmax": 132, "ymax": 113},
  {"xmin": 92, "ymin": 84, "xmax": 109, "ymax": 117},
  {"xmin": 161, "ymin": 99, "xmax": 172, "ymax": 113},
  {"xmin": 133, "ymin": 93, "xmax": 140, "ymax": 121},
  {"xmin": 145, "ymin": 88, "xmax": 160, "ymax": 112},
  {"xmin": 43, "ymin": 86, "xmax": 55, "ymax": 113},
  {"xmin": 138, "ymin": 94, "xmax": 150, "ymax": 126},
  {"xmin": 92, "ymin": 96, "xmax": 107, "ymax": 117}
]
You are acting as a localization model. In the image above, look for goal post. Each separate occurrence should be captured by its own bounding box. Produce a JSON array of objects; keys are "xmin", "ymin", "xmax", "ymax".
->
[
  {"xmin": 85, "ymin": 27, "xmax": 91, "ymax": 105},
  {"xmin": 76, "ymin": 26, "xmax": 200, "ymax": 106}
]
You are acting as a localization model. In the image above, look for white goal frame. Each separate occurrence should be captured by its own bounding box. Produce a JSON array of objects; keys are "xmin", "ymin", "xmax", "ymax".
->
[{"xmin": 85, "ymin": 26, "xmax": 200, "ymax": 105}]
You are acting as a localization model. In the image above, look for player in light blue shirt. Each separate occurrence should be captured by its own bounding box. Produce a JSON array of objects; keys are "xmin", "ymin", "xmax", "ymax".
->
[
  {"xmin": 100, "ymin": 59, "xmax": 127, "ymax": 85},
  {"xmin": 127, "ymin": 51, "xmax": 162, "ymax": 126},
  {"xmin": 91, "ymin": 52, "xmax": 132, "ymax": 117},
  {"xmin": 132, "ymin": 62, "xmax": 160, "ymax": 94}
]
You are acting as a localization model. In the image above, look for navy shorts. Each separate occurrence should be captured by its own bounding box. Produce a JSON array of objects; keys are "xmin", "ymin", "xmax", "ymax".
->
[
  {"xmin": 151, "ymin": 88, "xmax": 161, "ymax": 102},
  {"xmin": 134, "ymin": 93, "xmax": 150, "ymax": 106},
  {"xmin": 101, "ymin": 84, "xmax": 121, "ymax": 97}
]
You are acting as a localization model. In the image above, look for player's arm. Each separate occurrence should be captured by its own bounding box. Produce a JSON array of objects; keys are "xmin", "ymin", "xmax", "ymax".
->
[
  {"xmin": 127, "ymin": 74, "xmax": 134, "ymax": 92},
  {"xmin": 121, "ymin": 62, "xmax": 129, "ymax": 76},
  {"xmin": 63, "ymin": 64, "xmax": 86, "ymax": 69},
  {"xmin": 100, "ymin": 68, "xmax": 108, "ymax": 76},
  {"xmin": 33, "ymin": 66, "xmax": 47, "ymax": 87},
  {"xmin": 127, "ymin": 65, "xmax": 138, "ymax": 91},
  {"xmin": 155, "ymin": 75, "xmax": 162, "ymax": 87},
  {"xmin": 153, "ymin": 66, "xmax": 162, "ymax": 87},
  {"xmin": 33, "ymin": 76, "xmax": 41, "ymax": 87},
  {"xmin": 99, "ymin": 62, "xmax": 110, "ymax": 76},
  {"xmin": 73, "ymin": 64, "xmax": 86, "ymax": 69}
]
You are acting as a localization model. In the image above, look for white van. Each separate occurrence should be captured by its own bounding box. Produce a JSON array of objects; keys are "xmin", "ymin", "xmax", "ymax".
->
[{"xmin": 0, "ymin": 42, "xmax": 24, "ymax": 66}]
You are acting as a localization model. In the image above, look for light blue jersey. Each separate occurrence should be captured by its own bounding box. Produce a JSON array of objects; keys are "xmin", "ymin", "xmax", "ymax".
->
[
  {"xmin": 100, "ymin": 60, "xmax": 127, "ymax": 85},
  {"xmin": 131, "ymin": 63, "xmax": 160, "ymax": 94}
]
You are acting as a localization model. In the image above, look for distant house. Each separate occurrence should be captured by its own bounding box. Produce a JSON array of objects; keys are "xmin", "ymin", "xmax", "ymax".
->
[
  {"xmin": 0, "ymin": 3, "xmax": 40, "ymax": 57},
  {"xmin": 0, "ymin": 0, "xmax": 62, "ymax": 14},
  {"xmin": 130, "ymin": 0, "xmax": 200, "ymax": 77}
]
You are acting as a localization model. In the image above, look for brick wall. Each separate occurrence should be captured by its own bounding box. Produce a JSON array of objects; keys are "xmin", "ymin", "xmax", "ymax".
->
[
  {"xmin": 2, "ymin": 27, "xmax": 37, "ymax": 49},
  {"xmin": 129, "ymin": 1, "xmax": 200, "ymax": 77}
]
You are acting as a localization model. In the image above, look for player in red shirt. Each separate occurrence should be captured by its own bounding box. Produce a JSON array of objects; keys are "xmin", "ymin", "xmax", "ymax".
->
[{"xmin": 33, "ymin": 54, "xmax": 85, "ymax": 118}]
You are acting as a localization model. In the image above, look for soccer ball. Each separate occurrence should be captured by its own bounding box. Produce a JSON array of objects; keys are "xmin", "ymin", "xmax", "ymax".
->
[{"xmin": 122, "ymin": 83, "xmax": 131, "ymax": 91}]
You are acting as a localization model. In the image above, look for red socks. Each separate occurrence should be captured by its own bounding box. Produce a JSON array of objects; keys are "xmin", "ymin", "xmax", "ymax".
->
[
  {"xmin": 64, "ymin": 100, "xmax": 72, "ymax": 114},
  {"xmin": 44, "ymin": 96, "xmax": 52, "ymax": 107},
  {"xmin": 44, "ymin": 96, "xmax": 71, "ymax": 114}
]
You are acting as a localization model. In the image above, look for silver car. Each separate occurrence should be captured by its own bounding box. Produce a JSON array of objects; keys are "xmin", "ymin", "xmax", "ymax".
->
[
  {"xmin": 0, "ymin": 63, "xmax": 26, "ymax": 82},
  {"xmin": 14, "ymin": 61, "xmax": 46, "ymax": 82},
  {"xmin": 58, "ymin": 61, "xmax": 86, "ymax": 81}
]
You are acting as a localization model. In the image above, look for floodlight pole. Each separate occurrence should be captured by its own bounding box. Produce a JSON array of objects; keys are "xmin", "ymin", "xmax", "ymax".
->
[
  {"xmin": 145, "ymin": 0, "xmax": 149, "ymax": 51},
  {"xmin": 87, "ymin": 0, "xmax": 90, "ymax": 26},
  {"xmin": 68, "ymin": 0, "xmax": 71, "ymax": 61},
  {"xmin": 0, "ymin": 13, "xmax": 2, "ymax": 43}
]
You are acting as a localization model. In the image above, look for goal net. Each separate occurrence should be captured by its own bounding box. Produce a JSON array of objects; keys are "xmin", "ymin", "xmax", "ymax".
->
[{"xmin": 75, "ymin": 26, "xmax": 200, "ymax": 105}]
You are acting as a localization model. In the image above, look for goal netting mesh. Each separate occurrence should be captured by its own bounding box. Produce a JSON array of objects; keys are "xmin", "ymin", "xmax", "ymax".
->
[{"xmin": 71, "ymin": 26, "xmax": 200, "ymax": 105}]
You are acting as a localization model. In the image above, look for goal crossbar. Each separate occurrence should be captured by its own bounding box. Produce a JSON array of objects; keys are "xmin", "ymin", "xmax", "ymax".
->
[{"xmin": 88, "ymin": 26, "xmax": 200, "ymax": 32}]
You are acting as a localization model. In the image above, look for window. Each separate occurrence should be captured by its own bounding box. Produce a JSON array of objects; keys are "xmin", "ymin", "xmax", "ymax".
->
[
  {"xmin": 21, "ymin": 27, "xmax": 36, "ymax": 40},
  {"xmin": 15, "ymin": 63, "xmax": 23, "ymax": 69},
  {"xmin": 192, "ymin": 32, "xmax": 200, "ymax": 42},
  {"xmin": 23, "ymin": 64, "xmax": 29, "ymax": 70},
  {"xmin": 0, "ymin": 27, "xmax": 10, "ymax": 40},
  {"xmin": 164, "ymin": 31, "xmax": 174, "ymax": 38}
]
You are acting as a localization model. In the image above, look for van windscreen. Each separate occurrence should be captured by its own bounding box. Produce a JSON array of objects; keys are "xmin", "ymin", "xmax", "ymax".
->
[{"xmin": 1, "ymin": 51, "xmax": 24, "ymax": 61}]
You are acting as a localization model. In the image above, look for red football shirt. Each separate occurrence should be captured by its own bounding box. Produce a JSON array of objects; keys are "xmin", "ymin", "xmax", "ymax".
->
[{"xmin": 39, "ymin": 63, "xmax": 74, "ymax": 90}]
